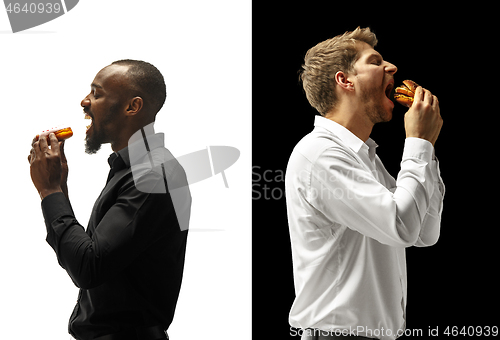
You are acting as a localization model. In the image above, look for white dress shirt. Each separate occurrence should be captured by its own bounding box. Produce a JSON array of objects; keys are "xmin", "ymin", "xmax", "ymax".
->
[{"xmin": 285, "ymin": 116, "xmax": 444, "ymax": 340}]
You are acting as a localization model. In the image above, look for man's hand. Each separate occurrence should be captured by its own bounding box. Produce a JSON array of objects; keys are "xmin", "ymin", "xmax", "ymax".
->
[
  {"xmin": 404, "ymin": 86, "xmax": 443, "ymax": 146},
  {"xmin": 59, "ymin": 140, "xmax": 69, "ymax": 198},
  {"xmin": 28, "ymin": 133, "xmax": 63, "ymax": 199}
]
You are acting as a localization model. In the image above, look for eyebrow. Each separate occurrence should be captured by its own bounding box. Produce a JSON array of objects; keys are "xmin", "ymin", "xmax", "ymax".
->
[
  {"xmin": 91, "ymin": 83, "xmax": 103, "ymax": 89},
  {"xmin": 366, "ymin": 53, "xmax": 383, "ymax": 62}
]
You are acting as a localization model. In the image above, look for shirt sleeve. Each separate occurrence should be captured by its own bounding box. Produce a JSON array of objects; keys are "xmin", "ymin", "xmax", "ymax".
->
[
  {"xmin": 42, "ymin": 171, "xmax": 179, "ymax": 289},
  {"xmin": 414, "ymin": 154, "xmax": 445, "ymax": 247},
  {"xmin": 309, "ymin": 137, "xmax": 443, "ymax": 247}
]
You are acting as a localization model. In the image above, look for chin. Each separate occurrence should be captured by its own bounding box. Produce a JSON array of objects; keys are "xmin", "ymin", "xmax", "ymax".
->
[
  {"xmin": 384, "ymin": 109, "xmax": 393, "ymax": 122},
  {"xmin": 85, "ymin": 130, "xmax": 104, "ymax": 154},
  {"xmin": 85, "ymin": 139, "xmax": 102, "ymax": 154},
  {"xmin": 369, "ymin": 104, "xmax": 393, "ymax": 124},
  {"xmin": 379, "ymin": 101, "xmax": 394, "ymax": 123}
]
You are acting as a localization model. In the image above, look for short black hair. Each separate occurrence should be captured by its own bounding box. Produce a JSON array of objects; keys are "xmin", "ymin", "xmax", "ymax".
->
[{"xmin": 111, "ymin": 59, "xmax": 167, "ymax": 114}]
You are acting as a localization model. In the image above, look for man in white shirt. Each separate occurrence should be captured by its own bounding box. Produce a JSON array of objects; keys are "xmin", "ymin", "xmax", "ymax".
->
[{"xmin": 285, "ymin": 27, "xmax": 444, "ymax": 340}]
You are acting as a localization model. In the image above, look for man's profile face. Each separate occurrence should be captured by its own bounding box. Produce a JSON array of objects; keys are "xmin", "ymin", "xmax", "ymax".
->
[
  {"xmin": 82, "ymin": 65, "xmax": 130, "ymax": 154},
  {"xmin": 351, "ymin": 42, "xmax": 398, "ymax": 124}
]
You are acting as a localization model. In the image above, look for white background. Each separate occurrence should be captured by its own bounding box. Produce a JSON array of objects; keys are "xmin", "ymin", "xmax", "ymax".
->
[{"xmin": 0, "ymin": 1, "xmax": 251, "ymax": 339}]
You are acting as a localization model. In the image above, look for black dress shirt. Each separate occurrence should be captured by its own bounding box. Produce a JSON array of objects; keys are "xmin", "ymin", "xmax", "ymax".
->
[{"xmin": 41, "ymin": 132, "xmax": 190, "ymax": 340}]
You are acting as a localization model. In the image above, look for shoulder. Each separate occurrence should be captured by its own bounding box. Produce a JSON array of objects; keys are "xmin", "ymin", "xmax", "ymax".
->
[
  {"xmin": 129, "ymin": 147, "xmax": 189, "ymax": 194},
  {"xmin": 288, "ymin": 127, "xmax": 358, "ymax": 173}
]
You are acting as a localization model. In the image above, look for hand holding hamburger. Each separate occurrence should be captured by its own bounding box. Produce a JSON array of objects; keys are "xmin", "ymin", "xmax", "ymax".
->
[{"xmin": 395, "ymin": 80, "xmax": 443, "ymax": 146}]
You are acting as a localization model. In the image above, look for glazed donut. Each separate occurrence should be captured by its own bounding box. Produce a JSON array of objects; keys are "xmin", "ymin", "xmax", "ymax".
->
[{"xmin": 35, "ymin": 127, "xmax": 73, "ymax": 141}]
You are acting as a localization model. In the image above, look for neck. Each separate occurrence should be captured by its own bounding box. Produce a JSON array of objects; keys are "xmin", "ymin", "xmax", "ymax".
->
[
  {"xmin": 324, "ymin": 101, "xmax": 374, "ymax": 142},
  {"xmin": 111, "ymin": 121, "xmax": 156, "ymax": 152}
]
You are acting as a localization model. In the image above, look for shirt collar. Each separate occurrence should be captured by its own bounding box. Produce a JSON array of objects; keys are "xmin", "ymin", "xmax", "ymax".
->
[
  {"xmin": 107, "ymin": 151, "xmax": 127, "ymax": 172},
  {"xmin": 116, "ymin": 146, "xmax": 130, "ymax": 168},
  {"xmin": 109, "ymin": 131, "xmax": 165, "ymax": 170},
  {"xmin": 314, "ymin": 115, "xmax": 378, "ymax": 160}
]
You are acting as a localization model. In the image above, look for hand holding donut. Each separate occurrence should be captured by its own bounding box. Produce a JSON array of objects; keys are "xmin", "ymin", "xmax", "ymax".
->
[{"xmin": 29, "ymin": 127, "xmax": 72, "ymax": 199}]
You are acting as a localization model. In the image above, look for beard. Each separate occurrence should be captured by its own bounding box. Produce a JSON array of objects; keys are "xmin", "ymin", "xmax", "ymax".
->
[
  {"xmin": 84, "ymin": 103, "xmax": 121, "ymax": 154},
  {"xmin": 84, "ymin": 124, "xmax": 105, "ymax": 154},
  {"xmin": 359, "ymin": 83, "xmax": 391, "ymax": 124}
]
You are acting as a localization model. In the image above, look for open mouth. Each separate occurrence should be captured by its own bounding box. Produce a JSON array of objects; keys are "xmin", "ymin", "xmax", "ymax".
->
[
  {"xmin": 84, "ymin": 113, "xmax": 93, "ymax": 132},
  {"xmin": 385, "ymin": 82, "xmax": 394, "ymax": 100}
]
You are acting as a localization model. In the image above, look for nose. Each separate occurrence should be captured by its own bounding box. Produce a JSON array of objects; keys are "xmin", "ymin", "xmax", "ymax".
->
[
  {"xmin": 385, "ymin": 61, "xmax": 397, "ymax": 75},
  {"xmin": 81, "ymin": 94, "xmax": 90, "ymax": 109}
]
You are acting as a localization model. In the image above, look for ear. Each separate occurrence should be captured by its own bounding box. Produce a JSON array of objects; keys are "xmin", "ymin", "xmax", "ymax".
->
[
  {"xmin": 125, "ymin": 97, "xmax": 143, "ymax": 116},
  {"xmin": 334, "ymin": 71, "xmax": 354, "ymax": 92}
]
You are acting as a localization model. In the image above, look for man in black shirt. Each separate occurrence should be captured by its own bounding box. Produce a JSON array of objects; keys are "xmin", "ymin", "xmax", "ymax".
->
[{"xmin": 28, "ymin": 60, "xmax": 190, "ymax": 340}]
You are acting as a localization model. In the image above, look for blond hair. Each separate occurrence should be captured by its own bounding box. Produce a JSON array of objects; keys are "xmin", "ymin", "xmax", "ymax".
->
[{"xmin": 299, "ymin": 27, "xmax": 378, "ymax": 116}]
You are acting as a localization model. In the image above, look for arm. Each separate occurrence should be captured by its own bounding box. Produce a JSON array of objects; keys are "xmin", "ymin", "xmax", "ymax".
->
[
  {"xmin": 59, "ymin": 140, "xmax": 69, "ymax": 199},
  {"xmin": 414, "ymin": 154, "xmax": 445, "ymax": 247},
  {"xmin": 310, "ymin": 86, "xmax": 443, "ymax": 247},
  {"xmin": 41, "ymin": 172, "xmax": 178, "ymax": 289},
  {"xmin": 310, "ymin": 137, "xmax": 438, "ymax": 247},
  {"xmin": 403, "ymin": 86, "xmax": 444, "ymax": 246}
]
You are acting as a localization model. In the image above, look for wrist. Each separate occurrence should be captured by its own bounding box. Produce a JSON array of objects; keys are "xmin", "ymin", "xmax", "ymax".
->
[
  {"xmin": 403, "ymin": 137, "xmax": 434, "ymax": 163},
  {"xmin": 39, "ymin": 187, "xmax": 63, "ymax": 200},
  {"xmin": 405, "ymin": 135, "xmax": 435, "ymax": 146},
  {"xmin": 61, "ymin": 183, "xmax": 69, "ymax": 199}
]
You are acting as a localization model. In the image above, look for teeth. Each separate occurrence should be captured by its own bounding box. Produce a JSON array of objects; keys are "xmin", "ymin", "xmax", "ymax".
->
[{"xmin": 85, "ymin": 113, "xmax": 93, "ymax": 131}]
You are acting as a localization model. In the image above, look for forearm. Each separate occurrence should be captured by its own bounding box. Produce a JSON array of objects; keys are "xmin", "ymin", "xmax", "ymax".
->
[
  {"xmin": 415, "ymin": 160, "xmax": 445, "ymax": 247},
  {"xmin": 42, "ymin": 192, "xmax": 115, "ymax": 289},
  {"xmin": 391, "ymin": 138, "xmax": 443, "ymax": 245},
  {"xmin": 312, "ymin": 138, "xmax": 439, "ymax": 247},
  {"xmin": 396, "ymin": 138, "xmax": 436, "ymax": 220},
  {"xmin": 41, "ymin": 192, "xmax": 91, "ymax": 286},
  {"xmin": 41, "ymin": 177, "xmax": 174, "ymax": 289}
]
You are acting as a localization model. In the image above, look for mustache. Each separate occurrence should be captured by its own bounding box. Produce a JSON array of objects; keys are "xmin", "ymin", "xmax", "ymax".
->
[{"xmin": 83, "ymin": 108, "xmax": 93, "ymax": 117}]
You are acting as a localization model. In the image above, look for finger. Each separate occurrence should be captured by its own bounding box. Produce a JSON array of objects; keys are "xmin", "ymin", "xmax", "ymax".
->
[
  {"xmin": 423, "ymin": 88, "xmax": 433, "ymax": 105},
  {"xmin": 431, "ymin": 95, "xmax": 440, "ymax": 121},
  {"xmin": 432, "ymin": 95, "xmax": 439, "ymax": 109},
  {"xmin": 39, "ymin": 135, "xmax": 49, "ymax": 154},
  {"xmin": 28, "ymin": 148, "xmax": 35, "ymax": 165},
  {"xmin": 31, "ymin": 135, "xmax": 38, "ymax": 147},
  {"xmin": 32, "ymin": 141, "xmax": 44, "ymax": 163},
  {"xmin": 414, "ymin": 86, "xmax": 424, "ymax": 102},
  {"xmin": 32, "ymin": 141, "xmax": 39, "ymax": 155},
  {"xmin": 49, "ymin": 133, "xmax": 60, "ymax": 153}
]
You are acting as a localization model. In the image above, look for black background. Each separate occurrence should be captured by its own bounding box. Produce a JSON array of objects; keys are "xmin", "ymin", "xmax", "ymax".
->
[{"xmin": 253, "ymin": 3, "xmax": 497, "ymax": 339}]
